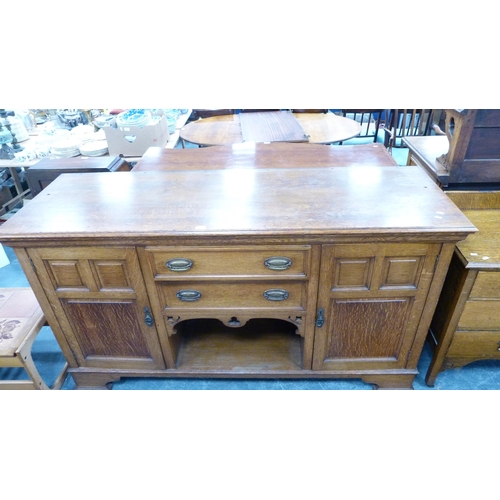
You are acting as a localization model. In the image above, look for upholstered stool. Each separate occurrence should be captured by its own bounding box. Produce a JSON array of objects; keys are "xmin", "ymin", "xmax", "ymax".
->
[{"xmin": 0, "ymin": 288, "xmax": 68, "ymax": 390}]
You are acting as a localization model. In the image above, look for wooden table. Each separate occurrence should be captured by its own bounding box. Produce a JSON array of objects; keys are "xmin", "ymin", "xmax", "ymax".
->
[
  {"xmin": 179, "ymin": 112, "xmax": 362, "ymax": 147},
  {"xmin": 133, "ymin": 142, "xmax": 398, "ymax": 172},
  {"xmin": 0, "ymin": 166, "xmax": 475, "ymax": 389},
  {"xmin": 403, "ymin": 135, "xmax": 450, "ymax": 186}
]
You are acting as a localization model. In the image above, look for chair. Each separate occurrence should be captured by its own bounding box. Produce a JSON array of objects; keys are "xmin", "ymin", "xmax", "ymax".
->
[
  {"xmin": 0, "ymin": 288, "xmax": 68, "ymax": 389},
  {"xmin": 340, "ymin": 109, "xmax": 383, "ymax": 143},
  {"xmin": 383, "ymin": 109, "xmax": 437, "ymax": 150}
]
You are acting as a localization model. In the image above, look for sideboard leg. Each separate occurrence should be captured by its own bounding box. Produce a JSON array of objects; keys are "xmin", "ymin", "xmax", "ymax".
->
[
  {"xmin": 425, "ymin": 358, "xmax": 442, "ymax": 387},
  {"xmin": 70, "ymin": 372, "xmax": 122, "ymax": 390},
  {"xmin": 361, "ymin": 374, "xmax": 415, "ymax": 390}
]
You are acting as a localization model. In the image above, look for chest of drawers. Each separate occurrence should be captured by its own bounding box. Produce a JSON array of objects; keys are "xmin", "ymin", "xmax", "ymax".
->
[
  {"xmin": 0, "ymin": 167, "xmax": 476, "ymax": 389},
  {"xmin": 426, "ymin": 191, "xmax": 500, "ymax": 385}
]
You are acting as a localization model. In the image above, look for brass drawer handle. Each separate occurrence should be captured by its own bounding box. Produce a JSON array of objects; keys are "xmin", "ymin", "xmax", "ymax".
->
[
  {"xmin": 166, "ymin": 258, "xmax": 193, "ymax": 272},
  {"xmin": 264, "ymin": 289, "xmax": 289, "ymax": 301},
  {"xmin": 264, "ymin": 257, "xmax": 292, "ymax": 271},
  {"xmin": 176, "ymin": 290, "xmax": 201, "ymax": 302}
]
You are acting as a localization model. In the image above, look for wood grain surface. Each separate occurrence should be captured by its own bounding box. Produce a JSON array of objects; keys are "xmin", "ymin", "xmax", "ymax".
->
[
  {"xmin": 0, "ymin": 167, "xmax": 476, "ymax": 244},
  {"xmin": 133, "ymin": 142, "xmax": 398, "ymax": 171},
  {"xmin": 179, "ymin": 112, "xmax": 362, "ymax": 146},
  {"xmin": 239, "ymin": 111, "xmax": 308, "ymax": 143}
]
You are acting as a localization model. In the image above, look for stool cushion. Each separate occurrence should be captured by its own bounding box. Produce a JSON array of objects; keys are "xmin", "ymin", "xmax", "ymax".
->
[{"xmin": 0, "ymin": 288, "xmax": 43, "ymax": 357}]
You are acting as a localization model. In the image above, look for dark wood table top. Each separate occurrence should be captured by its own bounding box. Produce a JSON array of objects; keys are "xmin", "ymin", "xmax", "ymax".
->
[
  {"xmin": 403, "ymin": 135, "xmax": 449, "ymax": 158},
  {"xmin": 179, "ymin": 112, "xmax": 362, "ymax": 147},
  {"xmin": 133, "ymin": 142, "xmax": 397, "ymax": 172}
]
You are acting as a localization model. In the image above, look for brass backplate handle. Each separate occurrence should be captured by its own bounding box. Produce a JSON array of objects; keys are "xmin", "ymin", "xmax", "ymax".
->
[
  {"xmin": 166, "ymin": 258, "xmax": 193, "ymax": 272},
  {"xmin": 264, "ymin": 256, "xmax": 292, "ymax": 271},
  {"xmin": 176, "ymin": 290, "xmax": 202, "ymax": 302},
  {"xmin": 263, "ymin": 289, "xmax": 289, "ymax": 301}
]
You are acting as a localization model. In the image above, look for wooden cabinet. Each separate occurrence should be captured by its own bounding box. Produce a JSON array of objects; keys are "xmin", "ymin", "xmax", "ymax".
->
[
  {"xmin": 26, "ymin": 246, "xmax": 165, "ymax": 373},
  {"xmin": 0, "ymin": 167, "xmax": 476, "ymax": 389},
  {"xmin": 426, "ymin": 191, "xmax": 500, "ymax": 386},
  {"xmin": 313, "ymin": 243, "xmax": 440, "ymax": 374},
  {"xmin": 437, "ymin": 109, "xmax": 500, "ymax": 186},
  {"xmin": 139, "ymin": 244, "xmax": 320, "ymax": 374},
  {"xmin": 404, "ymin": 110, "xmax": 500, "ymax": 188},
  {"xmin": 25, "ymin": 156, "xmax": 131, "ymax": 197}
]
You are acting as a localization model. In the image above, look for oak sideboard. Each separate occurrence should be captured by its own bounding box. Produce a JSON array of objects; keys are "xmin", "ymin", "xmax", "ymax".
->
[{"xmin": 0, "ymin": 166, "xmax": 476, "ymax": 389}]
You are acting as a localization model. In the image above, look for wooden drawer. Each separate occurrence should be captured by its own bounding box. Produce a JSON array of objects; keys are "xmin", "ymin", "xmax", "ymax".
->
[
  {"xmin": 447, "ymin": 330, "xmax": 500, "ymax": 358},
  {"xmin": 158, "ymin": 281, "xmax": 306, "ymax": 309},
  {"xmin": 469, "ymin": 271, "xmax": 500, "ymax": 299},
  {"xmin": 146, "ymin": 246, "xmax": 310, "ymax": 279},
  {"xmin": 458, "ymin": 300, "xmax": 500, "ymax": 330}
]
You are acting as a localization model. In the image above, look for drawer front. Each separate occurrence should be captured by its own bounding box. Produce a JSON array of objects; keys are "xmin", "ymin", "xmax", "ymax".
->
[
  {"xmin": 448, "ymin": 330, "xmax": 500, "ymax": 358},
  {"xmin": 469, "ymin": 271, "xmax": 500, "ymax": 299},
  {"xmin": 158, "ymin": 281, "xmax": 306, "ymax": 309},
  {"xmin": 146, "ymin": 246, "xmax": 310, "ymax": 279},
  {"xmin": 458, "ymin": 300, "xmax": 500, "ymax": 330}
]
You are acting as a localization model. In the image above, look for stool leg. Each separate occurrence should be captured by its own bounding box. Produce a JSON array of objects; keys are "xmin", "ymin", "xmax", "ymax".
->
[
  {"xmin": 51, "ymin": 362, "xmax": 69, "ymax": 390},
  {"xmin": 17, "ymin": 325, "xmax": 69, "ymax": 390},
  {"xmin": 17, "ymin": 348, "xmax": 49, "ymax": 389}
]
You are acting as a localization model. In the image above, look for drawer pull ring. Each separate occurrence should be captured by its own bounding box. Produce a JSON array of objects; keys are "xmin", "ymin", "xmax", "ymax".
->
[
  {"xmin": 166, "ymin": 258, "xmax": 193, "ymax": 272},
  {"xmin": 144, "ymin": 307, "xmax": 155, "ymax": 327},
  {"xmin": 263, "ymin": 289, "xmax": 289, "ymax": 301},
  {"xmin": 176, "ymin": 290, "xmax": 202, "ymax": 302},
  {"xmin": 264, "ymin": 257, "xmax": 292, "ymax": 271}
]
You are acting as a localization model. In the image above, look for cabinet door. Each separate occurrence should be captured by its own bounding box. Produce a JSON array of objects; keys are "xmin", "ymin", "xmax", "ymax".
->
[
  {"xmin": 313, "ymin": 243, "xmax": 440, "ymax": 370},
  {"xmin": 28, "ymin": 247, "xmax": 165, "ymax": 370}
]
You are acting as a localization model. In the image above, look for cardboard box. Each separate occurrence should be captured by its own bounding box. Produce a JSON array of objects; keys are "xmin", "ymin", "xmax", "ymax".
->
[{"xmin": 104, "ymin": 114, "xmax": 170, "ymax": 157}]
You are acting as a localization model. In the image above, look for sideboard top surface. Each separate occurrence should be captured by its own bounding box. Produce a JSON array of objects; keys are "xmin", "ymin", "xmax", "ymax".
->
[{"xmin": 0, "ymin": 167, "xmax": 476, "ymax": 244}]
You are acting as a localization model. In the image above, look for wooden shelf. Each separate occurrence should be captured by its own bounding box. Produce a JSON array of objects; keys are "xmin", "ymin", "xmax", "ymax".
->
[{"xmin": 175, "ymin": 319, "xmax": 303, "ymax": 372}]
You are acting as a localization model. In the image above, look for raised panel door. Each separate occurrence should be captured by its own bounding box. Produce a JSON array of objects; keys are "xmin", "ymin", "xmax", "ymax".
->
[
  {"xmin": 313, "ymin": 243, "xmax": 440, "ymax": 370},
  {"xmin": 28, "ymin": 246, "xmax": 165, "ymax": 370}
]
